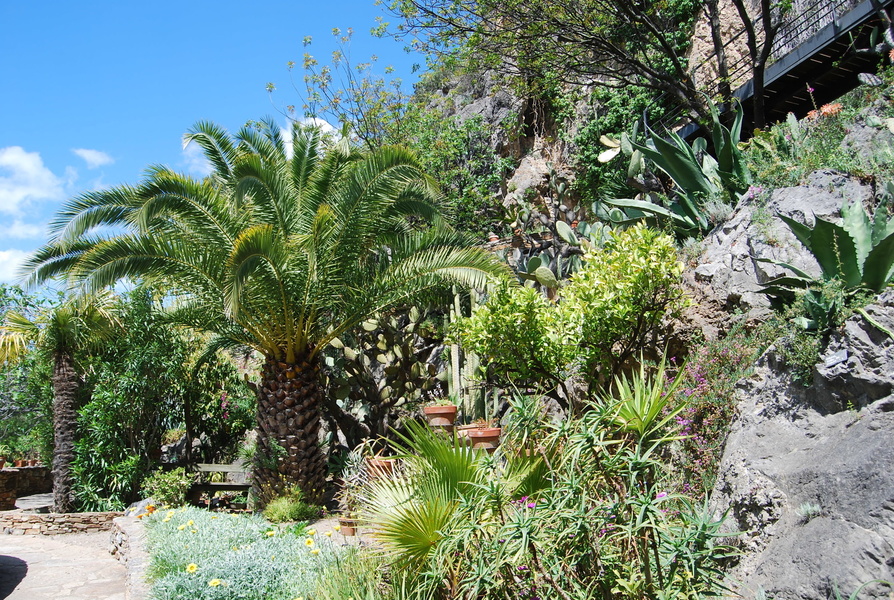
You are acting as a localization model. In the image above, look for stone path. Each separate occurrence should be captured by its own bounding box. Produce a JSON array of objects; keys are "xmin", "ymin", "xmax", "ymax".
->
[{"xmin": 0, "ymin": 531, "xmax": 126, "ymax": 599}]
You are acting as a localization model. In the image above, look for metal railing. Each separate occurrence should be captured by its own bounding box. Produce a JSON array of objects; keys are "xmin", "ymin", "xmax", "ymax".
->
[{"xmin": 649, "ymin": 0, "xmax": 866, "ymax": 131}]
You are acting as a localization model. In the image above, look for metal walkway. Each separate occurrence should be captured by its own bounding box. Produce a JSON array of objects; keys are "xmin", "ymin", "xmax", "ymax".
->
[{"xmin": 679, "ymin": 0, "xmax": 894, "ymax": 137}]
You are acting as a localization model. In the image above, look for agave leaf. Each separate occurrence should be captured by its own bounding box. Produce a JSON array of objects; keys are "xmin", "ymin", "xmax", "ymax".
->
[
  {"xmin": 633, "ymin": 134, "xmax": 715, "ymax": 198},
  {"xmin": 777, "ymin": 213, "xmax": 815, "ymax": 250},
  {"xmin": 620, "ymin": 132, "xmax": 634, "ymax": 156},
  {"xmin": 841, "ymin": 200, "xmax": 873, "ymax": 268},
  {"xmin": 755, "ymin": 257, "xmax": 816, "ymax": 280},
  {"xmin": 861, "ymin": 232, "xmax": 894, "ymax": 291},
  {"xmin": 810, "ymin": 219, "xmax": 861, "ymax": 286}
]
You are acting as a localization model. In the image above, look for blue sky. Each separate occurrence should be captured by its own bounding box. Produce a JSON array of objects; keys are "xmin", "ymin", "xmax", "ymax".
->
[{"xmin": 0, "ymin": 0, "xmax": 418, "ymax": 282}]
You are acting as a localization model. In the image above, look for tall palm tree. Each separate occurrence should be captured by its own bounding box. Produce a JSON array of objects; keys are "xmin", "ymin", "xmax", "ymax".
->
[
  {"xmin": 0, "ymin": 292, "xmax": 120, "ymax": 512},
  {"xmin": 25, "ymin": 119, "xmax": 511, "ymax": 502}
]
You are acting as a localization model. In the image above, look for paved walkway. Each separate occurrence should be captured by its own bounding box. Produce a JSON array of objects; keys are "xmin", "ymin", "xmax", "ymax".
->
[{"xmin": 0, "ymin": 531, "xmax": 126, "ymax": 599}]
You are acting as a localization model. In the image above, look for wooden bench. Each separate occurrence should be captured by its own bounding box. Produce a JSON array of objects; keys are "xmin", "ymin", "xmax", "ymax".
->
[{"xmin": 186, "ymin": 462, "xmax": 251, "ymax": 506}]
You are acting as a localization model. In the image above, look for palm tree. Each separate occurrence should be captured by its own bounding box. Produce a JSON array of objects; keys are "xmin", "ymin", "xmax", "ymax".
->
[
  {"xmin": 25, "ymin": 119, "xmax": 511, "ymax": 502},
  {"xmin": 0, "ymin": 292, "xmax": 120, "ymax": 512}
]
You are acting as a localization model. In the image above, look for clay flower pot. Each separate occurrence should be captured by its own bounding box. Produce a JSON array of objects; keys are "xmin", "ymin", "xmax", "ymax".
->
[
  {"xmin": 0, "ymin": 459, "xmax": 5, "ymax": 469},
  {"xmin": 467, "ymin": 427, "xmax": 502, "ymax": 452},
  {"xmin": 13, "ymin": 460, "xmax": 25, "ymax": 468},
  {"xmin": 423, "ymin": 405, "xmax": 458, "ymax": 432},
  {"xmin": 366, "ymin": 457, "xmax": 396, "ymax": 479},
  {"xmin": 338, "ymin": 516, "xmax": 358, "ymax": 536}
]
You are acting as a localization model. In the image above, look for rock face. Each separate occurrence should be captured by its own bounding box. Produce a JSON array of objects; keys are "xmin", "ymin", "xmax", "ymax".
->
[
  {"xmin": 690, "ymin": 170, "xmax": 874, "ymax": 315},
  {"xmin": 711, "ymin": 291, "xmax": 894, "ymax": 600}
]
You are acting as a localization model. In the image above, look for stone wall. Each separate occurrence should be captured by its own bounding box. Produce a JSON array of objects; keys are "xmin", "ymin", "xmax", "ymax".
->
[
  {"xmin": 0, "ymin": 469, "xmax": 18, "ymax": 511},
  {"xmin": 0, "ymin": 511, "xmax": 121, "ymax": 535},
  {"xmin": 0, "ymin": 465, "xmax": 52, "ymax": 511},
  {"xmin": 110, "ymin": 516, "xmax": 151, "ymax": 600},
  {"xmin": 14, "ymin": 465, "xmax": 52, "ymax": 496}
]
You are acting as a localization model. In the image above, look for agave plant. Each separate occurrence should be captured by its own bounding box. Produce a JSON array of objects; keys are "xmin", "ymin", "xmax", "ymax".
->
[
  {"xmin": 760, "ymin": 197, "xmax": 894, "ymax": 296},
  {"xmin": 601, "ymin": 100, "xmax": 750, "ymax": 239}
]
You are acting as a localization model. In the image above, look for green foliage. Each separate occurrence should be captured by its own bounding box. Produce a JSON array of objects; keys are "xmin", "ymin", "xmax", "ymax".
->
[
  {"xmin": 145, "ymin": 506, "xmax": 342, "ymax": 600},
  {"xmin": 607, "ymin": 356, "xmax": 686, "ymax": 448},
  {"xmin": 399, "ymin": 110, "xmax": 516, "ymax": 237},
  {"xmin": 457, "ymin": 225, "xmax": 685, "ymax": 395},
  {"xmin": 672, "ymin": 322, "xmax": 777, "ymax": 496},
  {"xmin": 72, "ymin": 290, "xmax": 254, "ymax": 511},
  {"xmin": 562, "ymin": 224, "xmax": 686, "ymax": 382},
  {"xmin": 0, "ymin": 286, "xmax": 53, "ymax": 461},
  {"xmin": 762, "ymin": 198, "xmax": 894, "ymax": 296},
  {"xmin": 368, "ymin": 393, "xmax": 735, "ymax": 600},
  {"xmin": 141, "ymin": 467, "xmax": 195, "ymax": 507},
  {"xmin": 262, "ymin": 487, "xmax": 322, "ymax": 523},
  {"xmin": 743, "ymin": 76, "xmax": 894, "ymax": 188},
  {"xmin": 323, "ymin": 307, "xmax": 445, "ymax": 448},
  {"xmin": 602, "ymin": 102, "xmax": 750, "ymax": 240}
]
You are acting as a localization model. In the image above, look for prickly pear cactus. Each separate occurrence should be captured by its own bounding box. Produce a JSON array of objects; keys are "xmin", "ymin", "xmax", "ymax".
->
[{"xmin": 323, "ymin": 306, "xmax": 446, "ymax": 446}]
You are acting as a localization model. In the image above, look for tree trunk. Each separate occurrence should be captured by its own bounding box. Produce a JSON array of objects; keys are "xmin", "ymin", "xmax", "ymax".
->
[
  {"xmin": 253, "ymin": 357, "xmax": 328, "ymax": 507},
  {"xmin": 52, "ymin": 351, "xmax": 79, "ymax": 513}
]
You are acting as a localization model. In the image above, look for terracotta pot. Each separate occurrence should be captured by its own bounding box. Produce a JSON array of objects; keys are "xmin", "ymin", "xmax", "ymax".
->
[
  {"xmin": 466, "ymin": 427, "xmax": 502, "ymax": 452},
  {"xmin": 423, "ymin": 405, "xmax": 458, "ymax": 431},
  {"xmin": 338, "ymin": 517, "xmax": 358, "ymax": 536},
  {"xmin": 0, "ymin": 459, "xmax": 5, "ymax": 469},
  {"xmin": 454, "ymin": 424, "xmax": 477, "ymax": 446},
  {"xmin": 29, "ymin": 459, "xmax": 38, "ymax": 466},
  {"xmin": 13, "ymin": 460, "xmax": 25, "ymax": 467},
  {"xmin": 366, "ymin": 457, "xmax": 396, "ymax": 478}
]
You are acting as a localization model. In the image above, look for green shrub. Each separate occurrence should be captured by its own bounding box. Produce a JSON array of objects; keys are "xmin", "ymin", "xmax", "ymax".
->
[
  {"xmin": 141, "ymin": 467, "xmax": 194, "ymax": 507},
  {"xmin": 262, "ymin": 488, "xmax": 322, "ymax": 523},
  {"xmin": 456, "ymin": 225, "xmax": 685, "ymax": 396}
]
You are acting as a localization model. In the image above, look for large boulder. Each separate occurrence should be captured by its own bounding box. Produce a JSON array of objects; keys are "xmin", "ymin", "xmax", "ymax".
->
[
  {"xmin": 711, "ymin": 291, "xmax": 894, "ymax": 600},
  {"xmin": 689, "ymin": 171, "xmax": 874, "ymax": 316}
]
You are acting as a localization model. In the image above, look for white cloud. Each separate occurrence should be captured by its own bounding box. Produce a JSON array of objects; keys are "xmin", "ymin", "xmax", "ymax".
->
[
  {"xmin": 181, "ymin": 141, "xmax": 213, "ymax": 178},
  {"xmin": 0, "ymin": 146, "xmax": 64, "ymax": 215},
  {"xmin": 300, "ymin": 117, "xmax": 337, "ymax": 135},
  {"xmin": 0, "ymin": 220, "xmax": 45, "ymax": 240},
  {"xmin": 72, "ymin": 148, "xmax": 114, "ymax": 169},
  {"xmin": 0, "ymin": 249, "xmax": 29, "ymax": 283}
]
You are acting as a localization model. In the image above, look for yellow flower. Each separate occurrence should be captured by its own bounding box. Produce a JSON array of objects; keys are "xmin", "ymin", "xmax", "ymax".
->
[
  {"xmin": 310, "ymin": 548, "xmax": 320, "ymax": 555},
  {"xmin": 163, "ymin": 517, "xmax": 171, "ymax": 522},
  {"xmin": 266, "ymin": 530, "xmax": 276, "ymax": 537},
  {"xmin": 306, "ymin": 528, "xmax": 316, "ymax": 536},
  {"xmin": 304, "ymin": 538, "xmax": 314, "ymax": 547},
  {"xmin": 187, "ymin": 520, "xmax": 194, "ymax": 526},
  {"xmin": 211, "ymin": 516, "xmax": 218, "ymax": 519},
  {"xmin": 186, "ymin": 563, "xmax": 198, "ymax": 573},
  {"xmin": 333, "ymin": 524, "xmax": 341, "ymax": 532},
  {"xmin": 232, "ymin": 546, "xmax": 239, "ymax": 551},
  {"xmin": 146, "ymin": 504, "xmax": 156, "ymax": 512},
  {"xmin": 191, "ymin": 529, "xmax": 198, "ymax": 534},
  {"xmin": 208, "ymin": 579, "xmax": 223, "ymax": 587},
  {"xmin": 324, "ymin": 531, "xmax": 332, "ymax": 537},
  {"xmin": 177, "ymin": 524, "xmax": 186, "ymax": 531},
  {"xmin": 166, "ymin": 510, "xmax": 176, "ymax": 518}
]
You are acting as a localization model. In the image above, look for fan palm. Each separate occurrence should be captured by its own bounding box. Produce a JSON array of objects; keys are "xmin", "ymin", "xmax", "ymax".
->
[
  {"xmin": 25, "ymin": 119, "xmax": 511, "ymax": 502},
  {"xmin": 0, "ymin": 292, "xmax": 120, "ymax": 512}
]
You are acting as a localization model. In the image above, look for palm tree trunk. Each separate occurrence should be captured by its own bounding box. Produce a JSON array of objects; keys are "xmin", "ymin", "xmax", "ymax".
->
[
  {"xmin": 52, "ymin": 351, "xmax": 79, "ymax": 513},
  {"xmin": 253, "ymin": 357, "xmax": 327, "ymax": 506}
]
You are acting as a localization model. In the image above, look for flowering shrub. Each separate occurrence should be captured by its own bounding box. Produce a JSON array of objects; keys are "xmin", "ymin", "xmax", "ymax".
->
[
  {"xmin": 145, "ymin": 506, "xmax": 342, "ymax": 600},
  {"xmin": 671, "ymin": 325, "xmax": 769, "ymax": 496}
]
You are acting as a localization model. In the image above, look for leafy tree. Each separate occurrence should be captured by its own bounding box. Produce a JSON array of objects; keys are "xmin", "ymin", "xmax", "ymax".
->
[
  {"xmin": 72, "ymin": 289, "xmax": 254, "ymax": 510},
  {"xmin": 0, "ymin": 292, "xmax": 120, "ymax": 512},
  {"xmin": 25, "ymin": 119, "xmax": 511, "ymax": 503}
]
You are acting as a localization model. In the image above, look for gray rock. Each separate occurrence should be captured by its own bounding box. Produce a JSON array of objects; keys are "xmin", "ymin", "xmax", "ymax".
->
[
  {"xmin": 693, "ymin": 171, "xmax": 873, "ymax": 314},
  {"xmin": 711, "ymin": 293, "xmax": 894, "ymax": 600}
]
